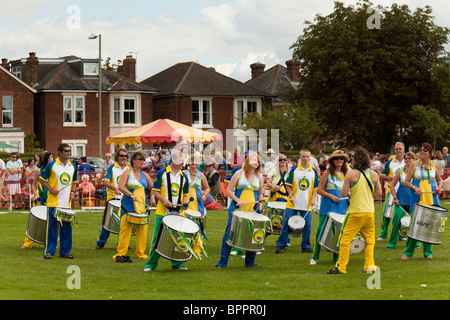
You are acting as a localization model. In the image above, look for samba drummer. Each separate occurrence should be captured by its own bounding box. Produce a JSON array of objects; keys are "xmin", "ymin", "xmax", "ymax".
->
[
  {"xmin": 402, "ymin": 143, "xmax": 443, "ymax": 260},
  {"xmin": 311, "ymin": 150, "xmax": 349, "ymax": 265},
  {"xmin": 39, "ymin": 144, "xmax": 78, "ymax": 260},
  {"xmin": 215, "ymin": 152, "xmax": 265, "ymax": 269},
  {"xmin": 275, "ymin": 149, "xmax": 319, "ymax": 254},
  {"xmin": 113, "ymin": 151, "xmax": 154, "ymax": 263},
  {"xmin": 266, "ymin": 153, "xmax": 290, "ymax": 202},
  {"xmin": 144, "ymin": 150, "xmax": 190, "ymax": 272},
  {"xmin": 95, "ymin": 147, "xmax": 131, "ymax": 249}
]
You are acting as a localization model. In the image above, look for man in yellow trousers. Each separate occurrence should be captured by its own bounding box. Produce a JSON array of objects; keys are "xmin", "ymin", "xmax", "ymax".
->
[{"xmin": 328, "ymin": 146, "xmax": 381, "ymax": 274}]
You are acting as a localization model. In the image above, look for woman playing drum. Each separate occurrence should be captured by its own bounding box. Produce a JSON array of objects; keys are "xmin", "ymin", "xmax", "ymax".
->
[
  {"xmin": 114, "ymin": 151, "xmax": 154, "ymax": 262},
  {"xmin": 385, "ymin": 151, "xmax": 415, "ymax": 249},
  {"xmin": 185, "ymin": 152, "xmax": 210, "ymax": 254},
  {"xmin": 215, "ymin": 152, "xmax": 265, "ymax": 268},
  {"xmin": 402, "ymin": 143, "xmax": 443, "ymax": 260},
  {"xmin": 311, "ymin": 150, "xmax": 349, "ymax": 265},
  {"xmin": 266, "ymin": 153, "xmax": 289, "ymax": 202}
]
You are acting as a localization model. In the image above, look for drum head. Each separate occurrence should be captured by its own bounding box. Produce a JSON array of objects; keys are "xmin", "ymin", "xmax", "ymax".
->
[
  {"xmin": 329, "ymin": 212, "xmax": 345, "ymax": 224},
  {"xmin": 30, "ymin": 206, "xmax": 47, "ymax": 220},
  {"xmin": 128, "ymin": 212, "xmax": 148, "ymax": 218},
  {"xmin": 185, "ymin": 210, "xmax": 202, "ymax": 219},
  {"xmin": 288, "ymin": 215, "xmax": 305, "ymax": 228},
  {"xmin": 416, "ymin": 203, "xmax": 448, "ymax": 213},
  {"xmin": 163, "ymin": 215, "xmax": 199, "ymax": 234},
  {"xmin": 109, "ymin": 199, "xmax": 121, "ymax": 208},
  {"xmin": 266, "ymin": 201, "xmax": 287, "ymax": 210},
  {"xmin": 57, "ymin": 208, "xmax": 76, "ymax": 215},
  {"xmin": 233, "ymin": 210, "xmax": 270, "ymax": 222}
]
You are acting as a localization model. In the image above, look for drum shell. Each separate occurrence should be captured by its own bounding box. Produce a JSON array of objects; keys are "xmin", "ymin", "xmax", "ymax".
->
[
  {"xmin": 265, "ymin": 201, "xmax": 286, "ymax": 235},
  {"xmin": 384, "ymin": 193, "xmax": 394, "ymax": 218},
  {"xmin": 26, "ymin": 206, "xmax": 48, "ymax": 245},
  {"xmin": 407, "ymin": 203, "xmax": 448, "ymax": 245},
  {"xmin": 103, "ymin": 200, "xmax": 136, "ymax": 235},
  {"xmin": 318, "ymin": 213, "xmax": 345, "ymax": 253},
  {"xmin": 349, "ymin": 235, "xmax": 366, "ymax": 254},
  {"xmin": 154, "ymin": 215, "xmax": 199, "ymax": 262},
  {"xmin": 226, "ymin": 211, "xmax": 269, "ymax": 252}
]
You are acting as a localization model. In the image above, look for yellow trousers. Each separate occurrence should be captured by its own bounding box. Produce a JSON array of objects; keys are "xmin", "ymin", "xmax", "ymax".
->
[
  {"xmin": 114, "ymin": 214, "xmax": 148, "ymax": 259},
  {"xmin": 335, "ymin": 212, "xmax": 375, "ymax": 274}
]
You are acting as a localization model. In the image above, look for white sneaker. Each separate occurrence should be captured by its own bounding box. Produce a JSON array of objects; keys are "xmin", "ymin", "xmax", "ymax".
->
[
  {"xmin": 366, "ymin": 265, "xmax": 377, "ymax": 273},
  {"xmin": 175, "ymin": 266, "xmax": 188, "ymax": 271},
  {"xmin": 230, "ymin": 251, "xmax": 237, "ymax": 256},
  {"xmin": 143, "ymin": 267, "xmax": 152, "ymax": 272},
  {"xmin": 310, "ymin": 259, "xmax": 317, "ymax": 265}
]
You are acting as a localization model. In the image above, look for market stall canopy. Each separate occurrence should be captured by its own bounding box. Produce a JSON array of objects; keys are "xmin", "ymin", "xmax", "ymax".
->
[
  {"xmin": 105, "ymin": 119, "xmax": 222, "ymax": 146},
  {"xmin": 0, "ymin": 142, "xmax": 19, "ymax": 149}
]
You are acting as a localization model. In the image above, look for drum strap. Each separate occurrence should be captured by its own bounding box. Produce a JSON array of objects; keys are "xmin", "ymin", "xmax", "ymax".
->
[
  {"xmin": 271, "ymin": 171, "xmax": 289, "ymax": 197},
  {"xmin": 167, "ymin": 171, "xmax": 184, "ymax": 212},
  {"xmin": 356, "ymin": 168, "xmax": 373, "ymax": 193}
]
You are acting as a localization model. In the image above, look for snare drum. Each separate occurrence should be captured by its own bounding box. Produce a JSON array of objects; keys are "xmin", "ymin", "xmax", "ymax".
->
[
  {"xmin": 103, "ymin": 200, "xmax": 121, "ymax": 234},
  {"xmin": 318, "ymin": 212, "xmax": 345, "ymax": 253},
  {"xmin": 287, "ymin": 215, "xmax": 305, "ymax": 238},
  {"xmin": 264, "ymin": 201, "xmax": 286, "ymax": 235},
  {"xmin": 384, "ymin": 193, "xmax": 395, "ymax": 218},
  {"xmin": 126, "ymin": 212, "xmax": 149, "ymax": 225},
  {"xmin": 399, "ymin": 215, "xmax": 411, "ymax": 237},
  {"xmin": 54, "ymin": 208, "xmax": 76, "ymax": 224},
  {"xmin": 227, "ymin": 211, "xmax": 270, "ymax": 252},
  {"xmin": 184, "ymin": 210, "xmax": 202, "ymax": 222},
  {"xmin": 153, "ymin": 215, "xmax": 200, "ymax": 262},
  {"xmin": 408, "ymin": 203, "xmax": 448, "ymax": 245},
  {"xmin": 26, "ymin": 206, "xmax": 48, "ymax": 245},
  {"xmin": 349, "ymin": 233, "xmax": 366, "ymax": 254}
]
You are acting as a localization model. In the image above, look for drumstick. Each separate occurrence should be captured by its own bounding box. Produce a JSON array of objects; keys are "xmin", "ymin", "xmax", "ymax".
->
[
  {"xmin": 238, "ymin": 199, "xmax": 268, "ymax": 207},
  {"xmin": 58, "ymin": 184, "xmax": 72, "ymax": 192},
  {"xmin": 172, "ymin": 197, "xmax": 195, "ymax": 207}
]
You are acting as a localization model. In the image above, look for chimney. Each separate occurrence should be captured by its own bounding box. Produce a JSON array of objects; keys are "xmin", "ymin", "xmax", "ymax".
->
[
  {"xmin": 1, "ymin": 58, "xmax": 10, "ymax": 71},
  {"xmin": 286, "ymin": 59, "xmax": 300, "ymax": 82},
  {"xmin": 250, "ymin": 62, "xmax": 265, "ymax": 79},
  {"xmin": 26, "ymin": 52, "xmax": 39, "ymax": 85},
  {"xmin": 122, "ymin": 55, "xmax": 136, "ymax": 81}
]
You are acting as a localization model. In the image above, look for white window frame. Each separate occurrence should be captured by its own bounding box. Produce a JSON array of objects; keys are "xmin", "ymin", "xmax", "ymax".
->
[
  {"xmin": 191, "ymin": 97, "xmax": 213, "ymax": 128},
  {"xmin": 110, "ymin": 94, "xmax": 141, "ymax": 127},
  {"xmin": 62, "ymin": 140, "xmax": 87, "ymax": 157},
  {"xmin": 234, "ymin": 98, "xmax": 261, "ymax": 127},
  {"xmin": 11, "ymin": 67, "xmax": 21, "ymax": 79},
  {"xmin": 63, "ymin": 94, "xmax": 86, "ymax": 127},
  {"xmin": 2, "ymin": 95, "xmax": 13, "ymax": 127},
  {"xmin": 83, "ymin": 62, "xmax": 99, "ymax": 76}
]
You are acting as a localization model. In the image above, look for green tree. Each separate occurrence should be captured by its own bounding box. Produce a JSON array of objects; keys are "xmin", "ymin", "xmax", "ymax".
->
[
  {"xmin": 409, "ymin": 104, "xmax": 450, "ymax": 150},
  {"xmin": 290, "ymin": 0, "xmax": 450, "ymax": 152},
  {"xmin": 240, "ymin": 102, "xmax": 322, "ymax": 150}
]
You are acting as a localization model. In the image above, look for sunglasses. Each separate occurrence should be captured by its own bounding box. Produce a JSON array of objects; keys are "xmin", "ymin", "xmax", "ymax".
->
[
  {"xmin": 420, "ymin": 149, "xmax": 429, "ymax": 153},
  {"xmin": 279, "ymin": 158, "xmax": 288, "ymax": 162},
  {"xmin": 333, "ymin": 157, "xmax": 345, "ymax": 161},
  {"xmin": 118, "ymin": 154, "xmax": 128, "ymax": 158},
  {"xmin": 63, "ymin": 149, "xmax": 71, "ymax": 153}
]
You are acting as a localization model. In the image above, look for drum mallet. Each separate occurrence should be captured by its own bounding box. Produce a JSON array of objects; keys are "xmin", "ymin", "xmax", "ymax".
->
[
  {"xmin": 238, "ymin": 199, "xmax": 268, "ymax": 207},
  {"xmin": 173, "ymin": 196, "xmax": 195, "ymax": 208}
]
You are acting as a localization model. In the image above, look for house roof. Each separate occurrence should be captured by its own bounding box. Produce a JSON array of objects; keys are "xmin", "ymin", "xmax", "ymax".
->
[
  {"xmin": 141, "ymin": 62, "xmax": 272, "ymax": 98},
  {"xmin": 34, "ymin": 57, "xmax": 158, "ymax": 93},
  {"xmin": 0, "ymin": 65, "xmax": 37, "ymax": 93},
  {"xmin": 245, "ymin": 64, "xmax": 298, "ymax": 104}
]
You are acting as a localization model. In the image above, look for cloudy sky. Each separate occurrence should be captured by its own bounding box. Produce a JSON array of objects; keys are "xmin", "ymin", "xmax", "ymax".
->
[{"xmin": 1, "ymin": 0, "xmax": 449, "ymax": 82}]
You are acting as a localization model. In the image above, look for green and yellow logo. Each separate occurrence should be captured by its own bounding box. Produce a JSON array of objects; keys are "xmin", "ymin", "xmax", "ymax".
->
[
  {"xmin": 176, "ymin": 238, "xmax": 189, "ymax": 252},
  {"xmin": 271, "ymin": 215, "xmax": 282, "ymax": 227},
  {"xmin": 298, "ymin": 178, "xmax": 310, "ymax": 191},
  {"xmin": 60, "ymin": 172, "xmax": 71, "ymax": 185},
  {"xmin": 439, "ymin": 218, "xmax": 447, "ymax": 232},
  {"xmin": 171, "ymin": 183, "xmax": 180, "ymax": 197},
  {"xmin": 253, "ymin": 229, "xmax": 265, "ymax": 243}
]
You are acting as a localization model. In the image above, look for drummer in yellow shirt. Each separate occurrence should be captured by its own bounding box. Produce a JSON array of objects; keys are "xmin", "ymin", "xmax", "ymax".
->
[{"xmin": 328, "ymin": 147, "xmax": 381, "ymax": 274}]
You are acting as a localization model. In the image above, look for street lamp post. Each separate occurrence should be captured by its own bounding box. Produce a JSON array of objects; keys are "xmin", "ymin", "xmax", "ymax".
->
[{"xmin": 88, "ymin": 33, "xmax": 102, "ymax": 158}]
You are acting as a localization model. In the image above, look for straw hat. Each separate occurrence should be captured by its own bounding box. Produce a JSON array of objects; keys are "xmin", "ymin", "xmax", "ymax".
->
[{"xmin": 328, "ymin": 150, "xmax": 349, "ymax": 162}]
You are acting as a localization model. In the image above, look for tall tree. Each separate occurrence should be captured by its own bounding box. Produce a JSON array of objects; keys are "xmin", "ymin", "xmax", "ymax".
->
[{"xmin": 291, "ymin": 0, "xmax": 450, "ymax": 152}]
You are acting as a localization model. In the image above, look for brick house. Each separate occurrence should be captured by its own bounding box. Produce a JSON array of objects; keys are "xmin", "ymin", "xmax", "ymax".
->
[
  {"xmin": 140, "ymin": 61, "xmax": 272, "ymax": 151},
  {"xmin": 6, "ymin": 53, "xmax": 157, "ymax": 156},
  {"xmin": 0, "ymin": 59, "xmax": 36, "ymax": 152}
]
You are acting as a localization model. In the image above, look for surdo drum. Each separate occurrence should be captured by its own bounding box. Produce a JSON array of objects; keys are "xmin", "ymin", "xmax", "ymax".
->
[
  {"xmin": 153, "ymin": 215, "xmax": 200, "ymax": 262},
  {"xmin": 26, "ymin": 206, "xmax": 50, "ymax": 245},
  {"xmin": 264, "ymin": 201, "xmax": 286, "ymax": 235},
  {"xmin": 227, "ymin": 210, "xmax": 270, "ymax": 252},
  {"xmin": 407, "ymin": 203, "xmax": 448, "ymax": 245}
]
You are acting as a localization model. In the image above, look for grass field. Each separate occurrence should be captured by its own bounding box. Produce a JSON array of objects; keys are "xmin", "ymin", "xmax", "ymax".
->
[{"xmin": 0, "ymin": 201, "xmax": 449, "ymax": 301}]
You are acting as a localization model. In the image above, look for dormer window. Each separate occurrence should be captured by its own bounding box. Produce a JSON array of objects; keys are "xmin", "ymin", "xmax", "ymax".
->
[{"xmin": 83, "ymin": 62, "xmax": 98, "ymax": 76}]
